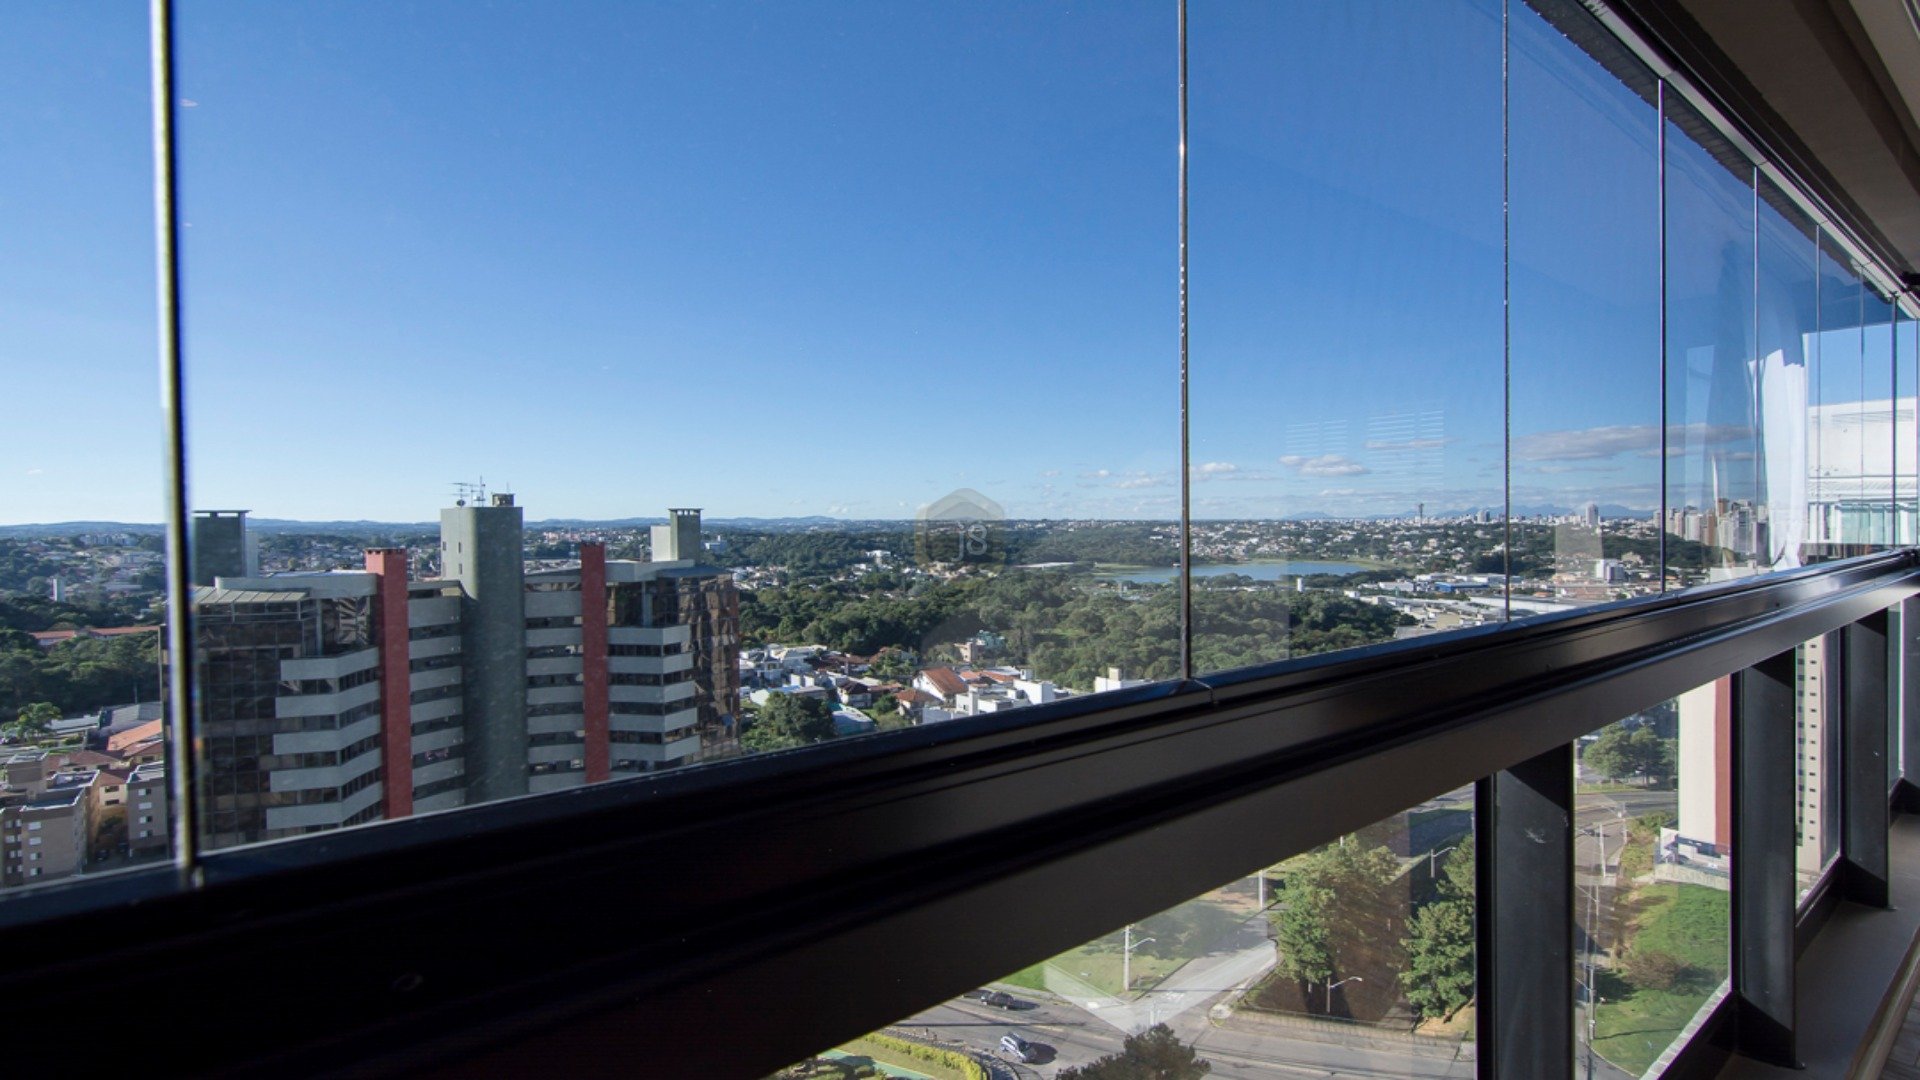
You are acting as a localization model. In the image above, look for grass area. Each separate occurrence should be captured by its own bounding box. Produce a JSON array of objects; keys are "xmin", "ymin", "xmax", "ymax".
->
[
  {"xmin": 1589, "ymin": 883, "xmax": 1730, "ymax": 1076},
  {"xmin": 999, "ymin": 965, "xmax": 1047, "ymax": 992},
  {"xmin": 1575, "ymin": 781, "xmax": 1643, "ymax": 794},
  {"xmin": 836, "ymin": 1038, "xmax": 952, "ymax": 1080},
  {"xmin": 1045, "ymin": 943, "xmax": 1184, "ymax": 997},
  {"xmin": 994, "ymin": 888, "xmax": 1249, "ymax": 998}
]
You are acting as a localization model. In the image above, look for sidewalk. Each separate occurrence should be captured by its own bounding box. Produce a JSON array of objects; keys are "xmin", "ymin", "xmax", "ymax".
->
[{"xmin": 1212, "ymin": 1001, "xmax": 1477, "ymax": 1062}]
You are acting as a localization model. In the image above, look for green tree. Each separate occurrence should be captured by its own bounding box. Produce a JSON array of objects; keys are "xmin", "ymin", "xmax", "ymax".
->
[
  {"xmin": 1400, "ymin": 836, "xmax": 1475, "ymax": 1021},
  {"xmin": 3, "ymin": 701, "xmax": 61, "ymax": 741},
  {"xmin": 1273, "ymin": 839, "xmax": 1401, "ymax": 993},
  {"xmin": 1584, "ymin": 723, "xmax": 1676, "ymax": 786},
  {"xmin": 740, "ymin": 693, "xmax": 835, "ymax": 752},
  {"xmin": 1056, "ymin": 1023, "xmax": 1210, "ymax": 1080}
]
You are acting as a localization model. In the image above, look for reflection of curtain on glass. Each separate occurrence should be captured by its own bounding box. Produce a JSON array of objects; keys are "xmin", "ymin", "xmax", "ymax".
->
[
  {"xmin": 1754, "ymin": 237, "xmax": 1811, "ymax": 570},
  {"xmin": 1754, "ymin": 351, "xmax": 1807, "ymax": 570}
]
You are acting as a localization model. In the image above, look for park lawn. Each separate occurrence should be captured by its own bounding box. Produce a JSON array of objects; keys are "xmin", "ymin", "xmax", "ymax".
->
[
  {"xmin": 999, "ymin": 965, "xmax": 1047, "ymax": 992},
  {"xmin": 1000, "ymin": 889, "xmax": 1247, "ymax": 998},
  {"xmin": 1575, "ymin": 781, "xmax": 1642, "ymax": 794},
  {"xmin": 1046, "ymin": 945, "xmax": 1184, "ymax": 997},
  {"xmin": 1590, "ymin": 883, "xmax": 1730, "ymax": 1076},
  {"xmin": 835, "ymin": 1038, "xmax": 957, "ymax": 1080}
]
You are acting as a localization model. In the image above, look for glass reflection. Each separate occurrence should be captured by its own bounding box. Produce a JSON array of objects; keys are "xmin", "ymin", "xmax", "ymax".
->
[
  {"xmin": 797, "ymin": 792, "xmax": 1478, "ymax": 1078},
  {"xmin": 0, "ymin": 4, "xmax": 170, "ymax": 897},
  {"xmin": 1900, "ymin": 307, "xmax": 1919, "ymax": 545},
  {"xmin": 1863, "ymin": 289, "xmax": 1896, "ymax": 548},
  {"xmin": 1753, "ymin": 181, "xmax": 1818, "ymax": 578},
  {"xmin": 1809, "ymin": 233, "xmax": 1865, "ymax": 558},
  {"xmin": 1663, "ymin": 97, "xmax": 1758, "ymax": 588},
  {"xmin": 1509, "ymin": 0, "xmax": 1662, "ymax": 611},
  {"xmin": 1575, "ymin": 684, "xmax": 1729, "ymax": 1076},
  {"xmin": 173, "ymin": 1, "xmax": 1176, "ymax": 849},
  {"xmin": 1190, "ymin": 0, "xmax": 1504, "ymax": 674}
]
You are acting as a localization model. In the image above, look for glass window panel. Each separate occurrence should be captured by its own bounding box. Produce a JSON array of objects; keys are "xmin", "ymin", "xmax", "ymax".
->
[
  {"xmin": 173, "ymin": 2, "xmax": 1176, "ymax": 850},
  {"xmin": 1509, "ymin": 0, "xmax": 1662, "ymax": 611},
  {"xmin": 1663, "ymin": 97, "xmax": 1758, "ymax": 588},
  {"xmin": 1753, "ymin": 180, "xmax": 1819, "ymax": 575},
  {"xmin": 1575, "ymin": 682, "xmax": 1729, "ymax": 1076},
  {"xmin": 1863, "ymin": 289, "xmax": 1896, "ymax": 548},
  {"xmin": 1190, "ymin": 0, "xmax": 1504, "ymax": 674},
  {"xmin": 0, "ymin": 4, "xmax": 172, "ymax": 898},
  {"xmin": 1898, "ymin": 306, "xmax": 1918, "ymax": 545},
  {"xmin": 793, "ymin": 793, "xmax": 1477, "ymax": 1078},
  {"xmin": 1808, "ymin": 232, "xmax": 1864, "ymax": 557}
]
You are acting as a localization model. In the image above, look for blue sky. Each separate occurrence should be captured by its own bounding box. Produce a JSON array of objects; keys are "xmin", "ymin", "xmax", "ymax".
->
[{"xmin": 3, "ymin": 1, "xmax": 1911, "ymax": 525}]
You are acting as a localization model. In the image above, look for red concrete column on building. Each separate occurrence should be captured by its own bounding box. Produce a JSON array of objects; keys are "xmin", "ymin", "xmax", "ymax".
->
[
  {"xmin": 581, "ymin": 543, "xmax": 610, "ymax": 783},
  {"xmin": 366, "ymin": 549, "xmax": 414, "ymax": 820}
]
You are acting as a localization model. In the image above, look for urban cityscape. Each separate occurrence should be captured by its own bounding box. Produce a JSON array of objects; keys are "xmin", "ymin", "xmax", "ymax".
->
[{"xmin": 0, "ymin": 479, "xmax": 1866, "ymax": 1076}]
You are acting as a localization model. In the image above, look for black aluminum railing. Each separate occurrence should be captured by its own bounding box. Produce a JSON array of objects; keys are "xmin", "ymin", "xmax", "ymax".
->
[{"xmin": 0, "ymin": 551, "xmax": 1915, "ymax": 1078}]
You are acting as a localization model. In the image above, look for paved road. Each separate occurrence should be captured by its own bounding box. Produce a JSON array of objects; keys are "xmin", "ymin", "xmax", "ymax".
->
[{"xmin": 899, "ymin": 995, "xmax": 1482, "ymax": 1079}]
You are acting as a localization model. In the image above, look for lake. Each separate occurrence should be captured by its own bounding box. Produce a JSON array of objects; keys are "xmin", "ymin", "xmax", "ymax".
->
[{"xmin": 1100, "ymin": 561, "xmax": 1379, "ymax": 585}]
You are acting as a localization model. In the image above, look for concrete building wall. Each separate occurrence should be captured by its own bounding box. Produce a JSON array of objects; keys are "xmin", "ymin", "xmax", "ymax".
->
[
  {"xmin": 190, "ymin": 511, "xmax": 253, "ymax": 586},
  {"xmin": 442, "ymin": 498, "xmax": 528, "ymax": 803}
]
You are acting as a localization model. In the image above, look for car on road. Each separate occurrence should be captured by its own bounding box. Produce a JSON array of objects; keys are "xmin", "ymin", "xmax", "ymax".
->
[{"xmin": 999, "ymin": 1032, "xmax": 1035, "ymax": 1063}]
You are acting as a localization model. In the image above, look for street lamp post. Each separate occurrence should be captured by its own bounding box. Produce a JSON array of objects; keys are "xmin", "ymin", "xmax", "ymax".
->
[
  {"xmin": 1324, "ymin": 975, "xmax": 1363, "ymax": 1012},
  {"xmin": 1122, "ymin": 925, "xmax": 1155, "ymax": 995},
  {"xmin": 1428, "ymin": 844, "xmax": 1458, "ymax": 877}
]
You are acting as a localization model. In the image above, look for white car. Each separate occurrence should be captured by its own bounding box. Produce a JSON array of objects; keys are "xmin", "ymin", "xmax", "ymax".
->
[{"xmin": 1000, "ymin": 1032, "xmax": 1035, "ymax": 1063}]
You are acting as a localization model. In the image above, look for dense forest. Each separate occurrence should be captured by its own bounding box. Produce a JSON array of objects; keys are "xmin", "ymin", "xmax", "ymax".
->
[
  {"xmin": 741, "ymin": 570, "xmax": 1408, "ymax": 689},
  {"xmin": 0, "ymin": 598, "xmax": 163, "ymax": 722}
]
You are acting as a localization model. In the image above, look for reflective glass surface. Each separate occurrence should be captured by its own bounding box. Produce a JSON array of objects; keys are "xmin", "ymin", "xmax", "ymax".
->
[
  {"xmin": 1899, "ymin": 307, "xmax": 1918, "ymax": 545},
  {"xmin": 1864, "ymin": 289, "xmax": 1897, "ymax": 547},
  {"xmin": 1189, "ymin": 0, "xmax": 1505, "ymax": 673},
  {"xmin": 1753, "ymin": 181, "xmax": 1819, "ymax": 575},
  {"xmin": 791, "ymin": 793, "xmax": 1477, "ymax": 1078},
  {"xmin": 0, "ymin": 4, "xmax": 172, "ymax": 897},
  {"xmin": 1509, "ymin": 0, "xmax": 1662, "ymax": 609},
  {"xmin": 1663, "ymin": 99, "xmax": 1758, "ymax": 586},
  {"xmin": 1575, "ymin": 683, "xmax": 1729, "ymax": 1076},
  {"xmin": 1810, "ymin": 233, "xmax": 1865, "ymax": 556},
  {"xmin": 171, "ymin": 2, "xmax": 1178, "ymax": 849}
]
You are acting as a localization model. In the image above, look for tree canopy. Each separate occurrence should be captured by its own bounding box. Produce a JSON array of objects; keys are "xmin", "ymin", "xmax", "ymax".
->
[
  {"xmin": 1272, "ymin": 839, "xmax": 1401, "ymax": 989},
  {"xmin": 1055, "ymin": 1023, "xmax": 1210, "ymax": 1080},
  {"xmin": 741, "ymin": 693, "xmax": 835, "ymax": 752},
  {"xmin": 1584, "ymin": 724, "xmax": 1676, "ymax": 787},
  {"xmin": 1401, "ymin": 835, "xmax": 1475, "ymax": 1021}
]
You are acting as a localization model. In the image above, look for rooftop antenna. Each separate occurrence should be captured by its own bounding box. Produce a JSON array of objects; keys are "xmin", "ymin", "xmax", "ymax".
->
[{"xmin": 451, "ymin": 479, "xmax": 487, "ymax": 508}]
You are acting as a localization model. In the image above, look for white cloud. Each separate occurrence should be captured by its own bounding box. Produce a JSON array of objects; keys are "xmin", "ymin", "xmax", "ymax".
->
[
  {"xmin": 1279, "ymin": 453, "xmax": 1370, "ymax": 477},
  {"xmin": 1514, "ymin": 423, "xmax": 1751, "ymax": 463},
  {"xmin": 1196, "ymin": 461, "xmax": 1237, "ymax": 475}
]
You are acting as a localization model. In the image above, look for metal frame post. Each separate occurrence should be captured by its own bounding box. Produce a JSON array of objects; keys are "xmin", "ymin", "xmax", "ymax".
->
[
  {"xmin": 1842, "ymin": 610, "xmax": 1892, "ymax": 906},
  {"xmin": 1477, "ymin": 744, "xmax": 1574, "ymax": 1080},
  {"xmin": 1901, "ymin": 598, "xmax": 1920, "ymax": 798},
  {"xmin": 1732, "ymin": 653, "xmax": 1798, "ymax": 1065}
]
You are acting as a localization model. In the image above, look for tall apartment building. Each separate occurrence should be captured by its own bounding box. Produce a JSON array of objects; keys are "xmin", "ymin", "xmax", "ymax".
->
[
  {"xmin": 0, "ymin": 761, "xmax": 93, "ymax": 889},
  {"xmin": 189, "ymin": 501, "xmax": 738, "ymax": 846},
  {"xmin": 1795, "ymin": 636, "xmax": 1833, "ymax": 880}
]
